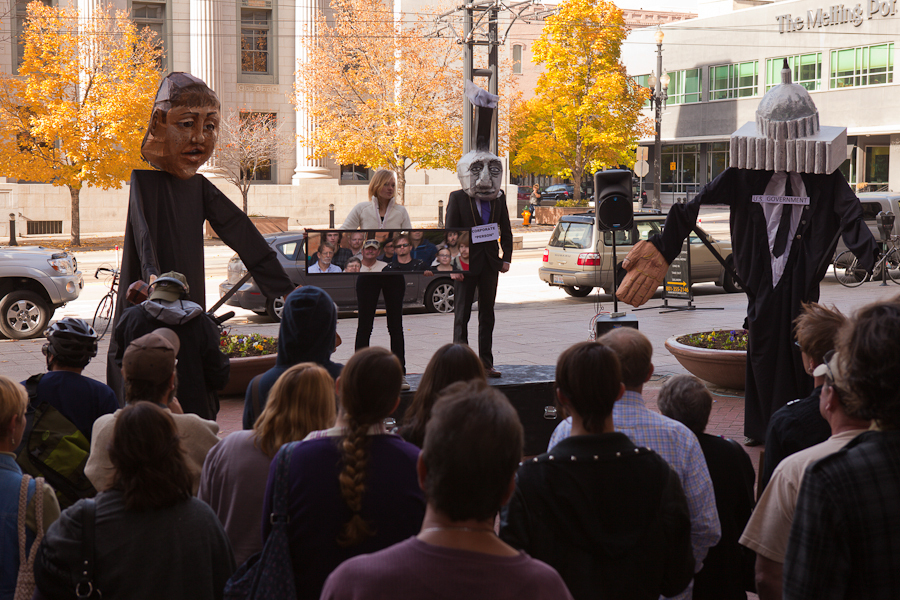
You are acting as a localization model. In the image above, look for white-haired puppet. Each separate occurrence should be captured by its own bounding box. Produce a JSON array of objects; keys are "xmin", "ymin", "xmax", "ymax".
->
[
  {"xmin": 445, "ymin": 81, "xmax": 513, "ymax": 376},
  {"xmin": 617, "ymin": 61, "xmax": 877, "ymax": 443}
]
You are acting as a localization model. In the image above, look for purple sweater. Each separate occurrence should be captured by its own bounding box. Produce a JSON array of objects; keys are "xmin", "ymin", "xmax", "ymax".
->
[
  {"xmin": 321, "ymin": 537, "xmax": 574, "ymax": 600},
  {"xmin": 262, "ymin": 434, "xmax": 425, "ymax": 600}
]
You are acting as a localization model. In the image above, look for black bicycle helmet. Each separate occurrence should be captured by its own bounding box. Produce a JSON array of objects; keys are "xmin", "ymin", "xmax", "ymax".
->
[{"xmin": 44, "ymin": 318, "xmax": 99, "ymax": 368}]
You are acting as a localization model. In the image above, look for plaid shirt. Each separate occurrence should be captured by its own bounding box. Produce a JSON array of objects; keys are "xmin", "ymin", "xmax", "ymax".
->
[
  {"xmin": 549, "ymin": 391, "xmax": 721, "ymax": 600},
  {"xmin": 784, "ymin": 430, "xmax": 900, "ymax": 600}
]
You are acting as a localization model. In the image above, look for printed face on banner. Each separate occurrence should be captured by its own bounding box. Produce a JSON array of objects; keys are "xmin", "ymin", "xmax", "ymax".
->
[{"xmin": 304, "ymin": 229, "xmax": 470, "ymax": 274}]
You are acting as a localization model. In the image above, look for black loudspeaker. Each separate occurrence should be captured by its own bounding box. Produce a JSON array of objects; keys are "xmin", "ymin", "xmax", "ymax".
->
[
  {"xmin": 595, "ymin": 314, "xmax": 639, "ymax": 338},
  {"xmin": 595, "ymin": 169, "xmax": 634, "ymax": 231}
]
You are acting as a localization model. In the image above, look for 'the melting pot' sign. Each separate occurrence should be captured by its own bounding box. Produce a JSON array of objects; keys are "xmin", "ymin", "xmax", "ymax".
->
[{"xmin": 776, "ymin": 0, "xmax": 897, "ymax": 32}]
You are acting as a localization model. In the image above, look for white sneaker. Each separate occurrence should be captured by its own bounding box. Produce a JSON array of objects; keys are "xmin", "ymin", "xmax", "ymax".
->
[{"xmin": 401, "ymin": 375, "xmax": 410, "ymax": 391}]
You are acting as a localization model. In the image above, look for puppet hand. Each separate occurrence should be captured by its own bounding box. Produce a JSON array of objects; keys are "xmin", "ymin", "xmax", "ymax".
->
[
  {"xmin": 451, "ymin": 273, "xmax": 464, "ymax": 281},
  {"xmin": 500, "ymin": 262, "xmax": 511, "ymax": 273},
  {"xmin": 616, "ymin": 241, "xmax": 669, "ymax": 307}
]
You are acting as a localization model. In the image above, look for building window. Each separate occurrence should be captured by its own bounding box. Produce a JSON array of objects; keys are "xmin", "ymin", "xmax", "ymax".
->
[
  {"xmin": 240, "ymin": 112, "xmax": 276, "ymax": 183},
  {"xmin": 709, "ymin": 61, "xmax": 758, "ymax": 100},
  {"xmin": 340, "ymin": 165, "xmax": 371, "ymax": 184},
  {"xmin": 512, "ymin": 44, "xmax": 523, "ymax": 75},
  {"xmin": 15, "ymin": 0, "xmax": 52, "ymax": 68},
  {"xmin": 766, "ymin": 53, "xmax": 822, "ymax": 91},
  {"xmin": 667, "ymin": 69, "xmax": 701, "ymax": 105},
  {"xmin": 132, "ymin": 0, "xmax": 167, "ymax": 70},
  {"xmin": 241, "ymin": 3, "xmax": 272, "ymax": 75},
  {"xmin": 634, "ymin": 74, "xmax": 651, "ymax": 108},
  {"xmin": 661, "ymin": 144, "xmax": 699, "ymax": 194},
  {"xmin": 830, "ymin": 43, "xmax": 893, "ymax": 89},
  {"xmin": 865, "ymin": 146, "xmax": 890, "ymax": 186},
  {"xmin": 707, "ymin": 142, "xmax": 729, "ymax": 182}
]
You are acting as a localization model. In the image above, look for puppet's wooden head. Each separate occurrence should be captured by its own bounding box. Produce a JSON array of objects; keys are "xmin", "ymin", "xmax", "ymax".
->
[{"xmin": 141, "ymin": 73, "xmax": 220, "ymax": 180}]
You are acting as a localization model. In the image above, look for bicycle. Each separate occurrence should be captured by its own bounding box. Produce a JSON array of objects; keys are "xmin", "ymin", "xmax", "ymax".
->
[
  {"xmin": 833, "ymin": 234, "xmax": 900, "ymax": 288},
  {"xmin": 92, "ymin": 267, "xmax": 119, "ymax": 339}
]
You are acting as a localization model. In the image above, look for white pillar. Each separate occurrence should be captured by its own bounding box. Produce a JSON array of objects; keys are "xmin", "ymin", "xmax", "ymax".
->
[
  {"xmin": 190, "ymin": 0, "xmax": 221, "ymax": 96},
  {"xmin": 292, "ymin": 0, "xmax": 330, "ymax": 181}
]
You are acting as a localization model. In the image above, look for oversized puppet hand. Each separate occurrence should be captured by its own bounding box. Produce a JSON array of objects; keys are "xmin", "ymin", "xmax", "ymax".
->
[{"xmin": 616, "ymin": 240, "xmax": 669, "ymax": 307}]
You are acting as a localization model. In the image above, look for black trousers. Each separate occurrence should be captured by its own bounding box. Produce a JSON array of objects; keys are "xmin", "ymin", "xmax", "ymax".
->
[
  {"xmin": 453, "ymin": 268, "xmax": 498, "ymax": 369},
  {"xmin": 355, "ymin": 274, "xmax": 406, "ymax": 372}
]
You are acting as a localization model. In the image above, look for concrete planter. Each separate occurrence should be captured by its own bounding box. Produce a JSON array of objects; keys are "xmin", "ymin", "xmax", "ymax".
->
[
  {"xmin": 221, "ymin": 353, "xmax": 277, "ymax": 397},
  {"xmin": 206, "ymin": 216, "xmax": 289, "ymax": 239},
  {"xmin": 665, "ymin": 336, "xmax": 746, "ymax": 390},
  {"xmin": 533, "ymin": 206, "xmax": 590, "ymax": 225}
]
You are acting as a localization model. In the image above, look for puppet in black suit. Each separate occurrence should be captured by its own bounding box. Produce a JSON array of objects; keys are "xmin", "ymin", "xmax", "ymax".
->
[
  {"xmin": 617, "ymin": 63, "xmax": 877, "ymax": 442},
  {"xmin": 445, "ymin": 82, "xmax": 513, "ymax": 375},
  {"xmin": 107, "ymin": 73, "xmax": 294, "ymax": 401}
]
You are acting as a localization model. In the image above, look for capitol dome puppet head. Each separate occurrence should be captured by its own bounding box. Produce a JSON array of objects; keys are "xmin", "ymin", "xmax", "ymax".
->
[
  {"xmin": 457, "ymin": 81, "xmax": 503, "ymax": 201},
  {"xmin": 730, "ymin": 59, "xmax": 847, "ymax": 174}
]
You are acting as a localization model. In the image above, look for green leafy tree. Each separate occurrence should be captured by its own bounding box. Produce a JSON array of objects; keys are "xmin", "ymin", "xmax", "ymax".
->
[
  {"xmin": 0, "ymin": 2, "xmax": 161, "ymax": 245},
  {"xmin": 510, "ymin": 0, "xmax": 650, "ymax": 200}
]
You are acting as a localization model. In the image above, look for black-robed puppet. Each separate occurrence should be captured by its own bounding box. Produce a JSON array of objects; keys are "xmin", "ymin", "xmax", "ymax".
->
[
  {"xmin": 617, "ymin": 63, "xmax": 877, "ymax": 442},
  {"xmin": 107, "ymin": 73, "xmax": 294, "ymax": 401}
]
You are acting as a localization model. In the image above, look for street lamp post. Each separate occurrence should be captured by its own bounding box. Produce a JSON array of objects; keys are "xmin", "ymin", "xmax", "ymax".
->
[{"xmin": 648, "ymin": 27, "xmax": 669, "ymax": 212}]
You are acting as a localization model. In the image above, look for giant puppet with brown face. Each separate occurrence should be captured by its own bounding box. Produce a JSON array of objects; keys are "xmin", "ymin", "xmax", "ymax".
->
[{"xmin": 108, "ymin": 73, "xmax": 294, "ymax": 404}]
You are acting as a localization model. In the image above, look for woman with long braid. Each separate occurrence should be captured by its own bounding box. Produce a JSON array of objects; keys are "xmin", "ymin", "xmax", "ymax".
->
[{"xmin": 261, "ymin": 346, "xmax": 425, "ymax": 599}]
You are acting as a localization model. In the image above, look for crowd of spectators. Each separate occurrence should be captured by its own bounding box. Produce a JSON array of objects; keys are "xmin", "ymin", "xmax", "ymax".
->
[{"xmin": 3, "ymin": 290, "xmax": 900, "ymax": 600}]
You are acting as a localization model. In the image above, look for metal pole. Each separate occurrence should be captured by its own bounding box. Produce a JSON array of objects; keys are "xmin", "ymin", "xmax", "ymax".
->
[
  {"xmin": 438, "ymin": 199, "xmax": 444, "ymax": 227},
  {"xmin": 489, "ymin": 5, "xmax": 499, "ymax": 156},
  {"xmin": 653, "ymin": 40, "xmax": 663, "ymax": 212},
  {"xmin": 463, "ymin": 6, "xmax": 474, "ymax": 154},
  {"xmin": 329, "ymin": 204, "xmax": 335, "ymax": 228},
  {"xmin": 8, "ymin": 214, "xmax": 16, "ymax": 246}
]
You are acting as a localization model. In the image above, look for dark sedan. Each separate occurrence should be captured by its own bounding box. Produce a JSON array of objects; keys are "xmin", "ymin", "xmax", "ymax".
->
[{"xmin": 218, "ymin": 232, "xmax": 457, "ymax": 321}]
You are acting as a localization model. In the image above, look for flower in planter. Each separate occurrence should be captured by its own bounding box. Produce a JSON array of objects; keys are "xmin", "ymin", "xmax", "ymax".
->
[
  {"xmin": 220, "ymin": 330, "xmax": 278, "ymax": 358},
  {"xmin": 677, "ymin": 329, "xmax": 748, "ymax": 351}
]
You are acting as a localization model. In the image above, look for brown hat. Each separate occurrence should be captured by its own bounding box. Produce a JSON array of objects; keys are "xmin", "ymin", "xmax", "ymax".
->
[
  {"xmin": 122, "ymin": 329, "xmax": 180, "ymax": 383},
  {"xmin": 150, "ymin": 271, "xmax": 189, "ymax": 302}
]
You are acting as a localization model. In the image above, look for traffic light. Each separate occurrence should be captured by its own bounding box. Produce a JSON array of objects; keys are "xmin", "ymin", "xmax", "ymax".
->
[{"xmin": 594, "ymin": 169, "xmax": 633, "ymax": 232}]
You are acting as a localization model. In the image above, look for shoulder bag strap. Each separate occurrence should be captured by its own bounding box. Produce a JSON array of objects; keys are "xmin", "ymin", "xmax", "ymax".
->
[
  {"xmin": 17, "ymin": 474, "xmax": 31, "ymax": 562},
  {"xmin": 272, "ymin": 445, "xmax": 292, "ymax": 521},
  {"xmin": 75, "ymin": 499, "xmax": 97, "ymax": 600}
]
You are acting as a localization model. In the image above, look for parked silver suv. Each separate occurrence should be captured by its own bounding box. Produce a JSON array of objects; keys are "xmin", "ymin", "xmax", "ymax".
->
[
  {"xmin": 539, "ymin": 212, "xmax": 742, "ymax": 296},
  {"xmin": 0, "ymin": 246, "xmax": 82, "ymax": 339}
]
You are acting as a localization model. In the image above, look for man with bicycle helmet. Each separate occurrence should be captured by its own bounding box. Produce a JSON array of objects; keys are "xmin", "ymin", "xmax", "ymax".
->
[
  {"xmin": 23, "ymin": 318, "xmax": 118, "ymax": 440},
  {"xmin": 114, "ymin": 271, "xmax": 229, "ymax": 420}
]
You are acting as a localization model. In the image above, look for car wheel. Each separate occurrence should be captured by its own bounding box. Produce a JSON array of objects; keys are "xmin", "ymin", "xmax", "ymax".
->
[
  {"xmin": 562, "ymin": 285, "xmax": 592, "ymax": 297},
  {"xmin": 0, "ymin": 291, "xmax": 51, "ymax": 340},
  {"xmin": 265, "ymin": 295, "xmax": 285, "ymax": 322},
  {"xmin": 723, "ymin": 257, "xmax": 744, "ymax": 293},
  {"xmin": 425, "ymin": 280, "xmax": 454, "ymax": 314}
]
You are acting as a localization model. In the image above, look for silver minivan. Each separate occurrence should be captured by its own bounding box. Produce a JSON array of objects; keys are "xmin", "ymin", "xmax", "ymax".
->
[{"xmin": 538, "ymin": 212, "xmax": 742, "ymax": 296}]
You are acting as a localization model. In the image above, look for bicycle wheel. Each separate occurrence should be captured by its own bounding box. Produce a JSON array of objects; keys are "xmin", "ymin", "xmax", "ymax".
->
[
  {"xmin": 885, "ymin": 248, "xmax": 900, "ymax": 284},
  {"xmin": 92, "ymin": 293, "xmax": 115, "ymax": 339},
  {"xmin": 833, "ymin": 251, "xmax": 866, "ymax": 287}
]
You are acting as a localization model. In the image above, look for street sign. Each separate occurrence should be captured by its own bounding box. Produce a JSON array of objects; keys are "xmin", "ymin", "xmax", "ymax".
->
[
  {"xmin": 634, "ymin": 160, "xmax": 649, "ymax": 178},
  {"xmin": 670, "ymin": 162, "xmax": 677, "ymax": 171},
  {"xmin": 636, "ymin": 146, "xmax": 648, "ymax": 161}
]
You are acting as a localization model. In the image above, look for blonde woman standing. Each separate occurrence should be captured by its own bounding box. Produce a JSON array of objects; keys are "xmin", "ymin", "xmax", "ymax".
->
[
  {"xmin": 199, "ymin": 363, "xmax": 336, "ymax": 565},
  {"xmin": 340, "ymin": 170, "xmax": 413, "ymax": 388}
]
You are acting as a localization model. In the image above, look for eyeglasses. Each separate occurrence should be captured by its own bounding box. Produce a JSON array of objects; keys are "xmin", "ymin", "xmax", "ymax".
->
[{"xmin": 395, "ymin": 243, "xmax": 410, "ymax": 248}]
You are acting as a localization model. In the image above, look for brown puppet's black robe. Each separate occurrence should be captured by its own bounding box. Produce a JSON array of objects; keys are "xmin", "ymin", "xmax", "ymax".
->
[
  {"xmin": 651, "ymin": 168, "xmax": 876, "ymax": 441},
  {"xmin": 107, "ymin": 169, "xmax": 295, "ymax": 403}
]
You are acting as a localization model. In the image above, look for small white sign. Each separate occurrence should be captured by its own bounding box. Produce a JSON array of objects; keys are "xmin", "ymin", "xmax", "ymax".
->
[
  {"xmin": 752, "ymin": 194, "xmax": 810, "ymax": 205},
  {"xmin": 471, "ymin": 223, "xmax": 500, "ymax": 243}
]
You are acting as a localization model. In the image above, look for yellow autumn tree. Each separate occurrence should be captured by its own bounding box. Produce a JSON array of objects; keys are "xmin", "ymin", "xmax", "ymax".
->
[
  {"xmin": 0, "ymin": 2, "xmax": 161, "ymax": 245},
  {"xmin": 510, "ymin": 0, "xmax": 650, "ymax": 201},
  {"xmin": 294, "ymin": 0, "xmax": 462, "ymax": 204}
]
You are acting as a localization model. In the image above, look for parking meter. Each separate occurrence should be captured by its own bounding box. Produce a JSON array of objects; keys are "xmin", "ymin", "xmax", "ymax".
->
[{"xmin": 876, "ymin": 211, "xmax": 895, "ymax": 241}]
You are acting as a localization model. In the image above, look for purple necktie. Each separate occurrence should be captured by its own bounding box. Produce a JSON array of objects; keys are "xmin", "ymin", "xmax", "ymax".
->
[{"xmin": 480, "ymin": 200, "xmax": 491, "ymax": 224}]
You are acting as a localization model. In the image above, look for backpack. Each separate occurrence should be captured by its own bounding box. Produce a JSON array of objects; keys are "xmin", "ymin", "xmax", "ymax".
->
[{"xmin": 15, "ymin": 374, "xmax": 97, "ymax": 509}]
